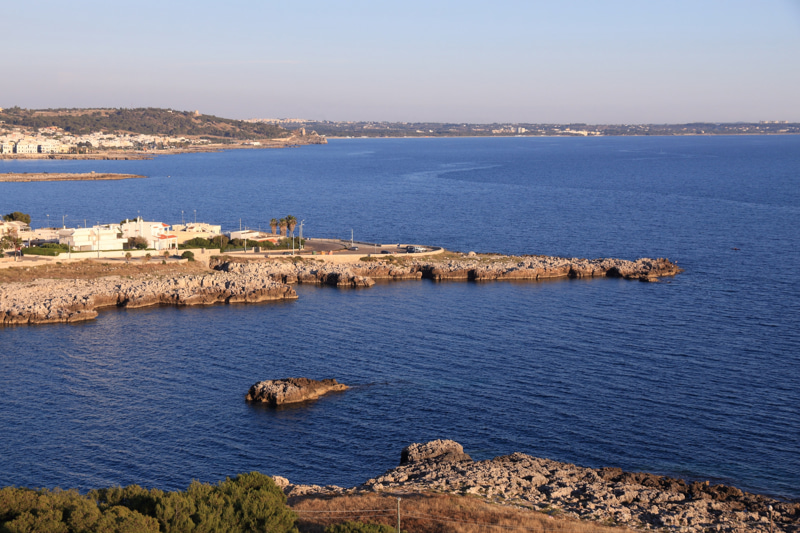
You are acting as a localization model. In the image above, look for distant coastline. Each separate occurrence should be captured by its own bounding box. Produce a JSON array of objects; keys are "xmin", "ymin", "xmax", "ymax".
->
[{"xmin": 0, "ymin": 172, "xmax": 147, "ymax": 182}]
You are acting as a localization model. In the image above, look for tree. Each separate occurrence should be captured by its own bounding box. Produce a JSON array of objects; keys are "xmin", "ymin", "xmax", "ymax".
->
[
  {"xmin": 3, "ymin": 211, "xmax": 31, "ymax": 224},
  {"xmin": 270, "ymin": 218, "xmax": 278, "ymax": 235},
  {"xmin": 125, "ymin": 252, "xmax": 132, "ymax": 263},
  {"xmin": 286, "ymin": 215, "xmax": 297, "ymax": 236},
  {"xmin": 127, "ymin": 236, "xmax": 148, "ymax": 250},
  {"xmin": 279, "ymin": 218, "xmax": 288, "ymax": 237}
]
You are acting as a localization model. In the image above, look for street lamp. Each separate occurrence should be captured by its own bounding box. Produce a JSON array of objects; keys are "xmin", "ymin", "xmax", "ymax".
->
[
  {"xmin": 194, "ymin": 209, "xmax": 197, "ymax": 224},
  {"xmin": 62, "ymin": 214, "xmax": 68, "ymax": 229},
  {"xmin": 298, "ymin": 220, "xmax": 305, "ymax": 250}
]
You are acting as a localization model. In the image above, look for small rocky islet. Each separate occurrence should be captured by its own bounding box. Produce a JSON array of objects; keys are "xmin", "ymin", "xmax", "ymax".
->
[
  {"xmin": 0, "ymin": 252, "xmax": 682, "ymax": 325},
  {"xmin": 278, "ymin": 439, "xmax": 799, "ymax": 533},
  {"xmin": 245, "ymin": 377, "xmax": 347, "ymax": 406}
]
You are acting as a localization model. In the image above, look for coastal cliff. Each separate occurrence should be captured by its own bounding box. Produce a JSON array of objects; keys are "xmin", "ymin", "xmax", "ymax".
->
[{"xmin": 279, "ymin": 440, "xmax": 799, "ymax": 533}]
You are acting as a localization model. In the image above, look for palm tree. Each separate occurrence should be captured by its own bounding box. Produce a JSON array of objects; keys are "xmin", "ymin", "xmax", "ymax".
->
[
  {"xmin": 279, "ymin": 218, "xmax": 288, "ymax": 237},
  {"xmin": 270, "ymin": 218, "xmax": 278, "ymax": 235},
  {"xmin": 286, "ymin": 215, "xmax": 297, "ymax": 235}
]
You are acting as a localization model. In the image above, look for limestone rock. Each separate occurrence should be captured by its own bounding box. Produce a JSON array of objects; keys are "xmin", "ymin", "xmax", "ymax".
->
[
  {"xmin": 245, "ymin": 377, "xmax": 347, "ymax": 406},
  {"xmin": 400, "ymin": 439, "xmax": 472, "ymax": 465}
]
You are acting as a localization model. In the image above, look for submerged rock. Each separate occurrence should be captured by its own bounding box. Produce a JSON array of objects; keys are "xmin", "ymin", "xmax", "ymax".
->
[{"xmin": 245, "ymin": 378, "xmax": 348, "ymax": 406}]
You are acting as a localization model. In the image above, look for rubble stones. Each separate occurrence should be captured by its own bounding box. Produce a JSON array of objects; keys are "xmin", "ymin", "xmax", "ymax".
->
[{"xmin": 276, "ymin": 442, "xmax": 798, "ymax": 533}]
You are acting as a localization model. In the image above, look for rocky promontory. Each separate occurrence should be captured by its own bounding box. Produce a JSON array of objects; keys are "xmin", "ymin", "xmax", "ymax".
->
[
  {"xmin": 213, "ymin": 253, "xmax": 682, "ymax": 288},
  {"xmin": 277, "ymin": 440, "xmax": 799, "ymax": 533},
  {"xmin": 0, "ymin": 269, "xmax": 296, "ymax": 325},
  {"xmin": 1, "ymin": 251, "xmax": 681, "ymax": 326},
  {"xmin": 245, "ymin": 378, "xmax": 348, "ymax": 406}
]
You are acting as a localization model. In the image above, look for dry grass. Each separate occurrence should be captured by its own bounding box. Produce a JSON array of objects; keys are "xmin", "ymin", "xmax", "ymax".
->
[
  {"xmin": 0, "ymin": 259, "xmax": 209, "ymax": 284},
  {"xmin": 290, "ymin": 492, "xmax": 634, "ymax": 533}
]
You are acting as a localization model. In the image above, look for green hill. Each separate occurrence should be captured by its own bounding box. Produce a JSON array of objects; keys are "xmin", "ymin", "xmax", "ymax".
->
[{"xmin": 0, "ymin": 107, "xmax": 288, "ymax": 140}]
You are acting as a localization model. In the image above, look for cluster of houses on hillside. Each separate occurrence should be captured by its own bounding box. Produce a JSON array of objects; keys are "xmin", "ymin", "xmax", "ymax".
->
[{"xmin": 0, "ymin": 126, "xmax": 209, "ymax": 155}]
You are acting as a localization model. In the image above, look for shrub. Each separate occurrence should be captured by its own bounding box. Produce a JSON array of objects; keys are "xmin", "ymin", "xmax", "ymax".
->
[
  {"xmin": 127, "ymin": 236, "xmax": 148, "ymax": 250},
  {"xmin": 21, "ymin": 246, "xmax": 64, "ymax": 256},
  {"xmin": 181, "ymin": 251, "xmax": 195, "ymax": 262},
  {"xmin": 326, "ymin": 521, "xmax": 399, "ymax": 533}
]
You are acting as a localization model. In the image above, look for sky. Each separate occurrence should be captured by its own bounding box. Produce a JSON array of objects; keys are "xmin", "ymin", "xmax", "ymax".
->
[{"xmin": 2, "ymin": 0, "xmax": 800, "ymax": 123}]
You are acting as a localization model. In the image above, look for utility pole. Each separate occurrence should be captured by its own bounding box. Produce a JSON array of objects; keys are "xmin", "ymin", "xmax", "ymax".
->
[
  {"xmin": 396, "ymin": 498, "xmax": 401, "ymax": 533},
  {"xmin": 351, "ymin": 228, "xmax": 354, "ymax": 248}
]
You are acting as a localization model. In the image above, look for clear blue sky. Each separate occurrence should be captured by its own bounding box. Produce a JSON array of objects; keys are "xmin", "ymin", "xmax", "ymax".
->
[{"xmin": 3, "ymin": 0, "xmax": 799, "ymax": 123}]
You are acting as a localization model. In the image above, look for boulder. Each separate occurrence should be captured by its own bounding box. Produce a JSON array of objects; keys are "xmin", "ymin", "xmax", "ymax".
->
[
  {"xmin": 245, "ymin": 377, "xmax": 348, "ymax": 406},
  {"xmin": 400, "ymin": 439, "xmax": 472, "ymax": 465}
]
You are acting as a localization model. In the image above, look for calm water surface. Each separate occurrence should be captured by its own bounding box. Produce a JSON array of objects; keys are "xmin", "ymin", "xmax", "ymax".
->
[{"xmin": 1, "ymin": 136, "xmax": 798, "ymax": 499}]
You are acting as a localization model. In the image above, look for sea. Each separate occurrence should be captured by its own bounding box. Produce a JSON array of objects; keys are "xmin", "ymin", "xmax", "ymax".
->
[{"xmin": 1, "ymin": 135, "xmax": 798, "ymax": 500}]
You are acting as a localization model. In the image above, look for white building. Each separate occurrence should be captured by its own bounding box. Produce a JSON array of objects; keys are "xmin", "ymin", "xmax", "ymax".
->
[
  {"xmin": 14, "ymin": 141, "xmax": 38, "ymax": 154},
  {"xmin": 58, "ymin": 225, "xmax": 127, "ymax": 251},
  {"xmin": 0, "ymin": 220, "xmax": 31, "ymax": 237},
  {"xmin": 172, "ymin": 222, "xmax": 222, "ymax": 234},
  {"xmin": 120, "ymin": 217, "xmax": 177, "ymax": 251}
]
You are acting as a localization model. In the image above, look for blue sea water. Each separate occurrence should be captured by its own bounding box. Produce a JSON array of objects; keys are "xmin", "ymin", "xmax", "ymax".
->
[{"xmin": 1, "ymin": 136, "xmax": 799, "ymax": 499}]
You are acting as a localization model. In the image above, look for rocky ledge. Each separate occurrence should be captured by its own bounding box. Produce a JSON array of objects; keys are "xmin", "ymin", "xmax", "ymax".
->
[
  {"xmin": 245, "ymin": 378, "xmax": 347, "ymax": 406},
  {"xmin": 214, "ymin": 253, "xmax": 682, "ymax": 288},
  {"xmin": 0, "ymin": 270, "xmax": 296, "ymax": 325},
  {"xmin": 277, "ymin": 440, "xmax": 799, "ymax": 533}
]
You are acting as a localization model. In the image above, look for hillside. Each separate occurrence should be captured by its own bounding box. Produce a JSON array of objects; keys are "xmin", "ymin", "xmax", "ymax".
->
[{"xmin": 0, "ymin": 107, "xmax": 289, "ymax": 140}]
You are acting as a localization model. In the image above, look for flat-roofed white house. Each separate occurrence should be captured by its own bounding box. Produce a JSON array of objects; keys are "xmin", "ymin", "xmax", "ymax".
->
[
  {"xmin": 0, "ymin": 220, "xmax": 31, "ymax": 237},
  {"xmin": 172, "ymin": 222, "xmax": 222, "ymax": 234},
  {"xmin": 229, "ymin": 229, "xmax": 281, "ymax": 243},
  {"xmin": 120, "ymin": 217, "xmax": 178, "ymax": 251},
  {"xmin": 58, "ymin": 225, "xmax": 127, "ymax": 251},
  {"xmin": 14, "ymin": 141, "xmax": 39, "ymax": 154}
]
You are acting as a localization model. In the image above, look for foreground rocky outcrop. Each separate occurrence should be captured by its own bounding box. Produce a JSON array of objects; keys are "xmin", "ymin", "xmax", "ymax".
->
[
  {"xmin": 213, "ymin": 253, "xmax": 682, "ymax": 288},
  {"xmin": 0, "ymin": 270, "xmax": 296, "ymax": 325},
  {"xmin": 245, "ymin": 378, "xmax": 347, "ymax": 406},
  {"xmin": 276, "ymin": 440, "xmax": 798, "ymax": 533}
]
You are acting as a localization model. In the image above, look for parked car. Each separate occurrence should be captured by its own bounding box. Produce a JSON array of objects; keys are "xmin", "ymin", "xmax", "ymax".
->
[{"xmin": 349, "ymin": 246, "xmax": 359, "ymax": 251}]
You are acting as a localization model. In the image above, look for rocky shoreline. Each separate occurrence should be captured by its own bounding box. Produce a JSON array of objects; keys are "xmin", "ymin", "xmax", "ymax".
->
[
  {"xmin": 0, "ymin": 253, "xmax": 680, "ymax": 325},
  {"xmin": 0, "ymin": 172, "xmax": 147, "ymax": 182},
  {"xmin": 214, "ymin": 253, "xmax": 683, "ymax": 287},
  {"xmin": 0, "ymin": 268, "xmax": 296, "ymax": 325},
  {"xmin": 277, "ymin": 440, "xmax": 799, "ymax": 533}
]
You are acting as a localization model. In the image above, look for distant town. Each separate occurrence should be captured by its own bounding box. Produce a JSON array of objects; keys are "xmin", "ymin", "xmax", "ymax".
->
[{"xmin": 248, "ymin": 118, "xmax": 800, "ymax": 138}]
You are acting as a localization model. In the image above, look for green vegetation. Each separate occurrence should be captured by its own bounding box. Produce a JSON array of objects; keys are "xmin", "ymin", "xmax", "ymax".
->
[
  {"xmin": 181, "ymin": 250, "xmax": 195, "ymax": 262},
  {"xmin": 0, "ymin": 472, "xmax": 298, "ymax": 533},
  {"xmin": 3, "ymin": 212, "xmax": 31, "ymax": 224},
  {"xmin": 127, "ymin": 236, "xmax": 149, "ymax": 250},
  {"xmin": 21, "ymin": 243, "xmax": 69, "ymax": 256},
  {"xmin": 179, "ymin": 236, "xmax": 304, "ymax": 251},
  {"xmin": 0, "ymin": 107, "xmax": 289, "ymax": 140}
]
